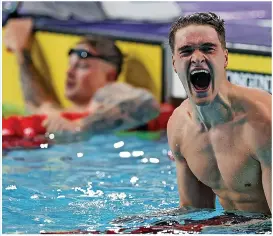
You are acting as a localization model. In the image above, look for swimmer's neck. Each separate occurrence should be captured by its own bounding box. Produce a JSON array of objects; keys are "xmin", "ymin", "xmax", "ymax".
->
[{"xmin": 193, "ymin": 91, "xmax": 233, "ymax": 130}]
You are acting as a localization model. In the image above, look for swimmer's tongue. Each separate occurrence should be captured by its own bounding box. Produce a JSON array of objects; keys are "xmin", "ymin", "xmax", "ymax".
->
[{"xmin": 190, "ymin": 72, "xmax": 211, "ymax": 90}]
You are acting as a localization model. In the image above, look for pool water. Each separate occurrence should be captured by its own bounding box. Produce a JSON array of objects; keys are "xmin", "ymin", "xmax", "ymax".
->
[{"xmin": 2, "ymin": 133, "xmax": 271, "ymax": 234}]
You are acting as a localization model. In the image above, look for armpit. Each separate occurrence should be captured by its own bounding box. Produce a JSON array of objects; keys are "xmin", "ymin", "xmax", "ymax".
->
[
  {"xmin": 170, "ymin": 144, "xmax": 186, "ymax": 161},
  {"xmin": 174, "ymin": 151, "xmax": 186, "ymax": 161}
]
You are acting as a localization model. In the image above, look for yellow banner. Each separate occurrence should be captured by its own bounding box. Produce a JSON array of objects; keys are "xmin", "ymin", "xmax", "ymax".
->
[
  {"xmin": 2, "ymin": 30, "xmax": 162, "ymax": 108},
  {"xmin": 2, "ymin": 29, "xmax": 271, "ymax": 109},
  {"xmin": 228, "ymin": 53, "xmax": 271, "ymax": 74}
]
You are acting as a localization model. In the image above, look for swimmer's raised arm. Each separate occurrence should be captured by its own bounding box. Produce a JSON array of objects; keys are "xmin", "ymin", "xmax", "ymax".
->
[
  {"xmin": 4, "ymin": 18, "xmax": 61, "ymax": 114},
  {"xmin": 18, "ymin": 48, "xmax": 61, "ymax": 113},
  {"xmin": 167, "ymin": 110, "xmax": 216, "ymax": 209}
]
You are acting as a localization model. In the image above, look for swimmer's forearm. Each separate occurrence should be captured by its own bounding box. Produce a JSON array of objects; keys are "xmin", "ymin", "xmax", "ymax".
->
[
  {"xmin": 44, "ymin": 98, "xmax": 159, "ymax": 144},
  {"xmin": 17, "ymin": 50, "xmax": 60, "ymax": 112},
  {"xmin": 81, "ymin": 97, "xmax": 160, "ymax": 135},
  {"xmin": 49, "ymin": 95, "xmax": 160, "ymax": 144}
]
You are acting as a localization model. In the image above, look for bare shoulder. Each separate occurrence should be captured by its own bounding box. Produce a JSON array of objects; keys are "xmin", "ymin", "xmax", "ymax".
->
[
  {"xmin": 167, "ymin": 99, "xmax": 190, "ymax": 130},
  {"xmin": 167, "ymin": 99, "xmax": 190, "ymax": 148},
  {"xmin": 93, "ymin": 82, "xmax": 156, "ymax": 104},
  {"xmin": 242, "ymin": 87, "xmax": 271, "ymax": 125},
  {"xmin": 238, "ymin": 86, "xmax": 271, "ymax": 117},
  {"xmin": 238, "ymin": 86, "xmax": 272, "ymax": 150}
]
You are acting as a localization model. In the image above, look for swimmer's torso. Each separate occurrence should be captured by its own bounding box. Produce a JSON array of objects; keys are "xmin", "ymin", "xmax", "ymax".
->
[
  {"xmin": 171, "ymin": 91, "xmax": 271, "ymax": 214},
  {"xmin": 179, "ymin": 114, "xmax": 269, "ymax": 214}
]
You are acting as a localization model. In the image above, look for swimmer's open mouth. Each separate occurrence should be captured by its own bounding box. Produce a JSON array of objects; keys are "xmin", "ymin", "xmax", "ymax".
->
[{"xmin": 190, "ymin": 70, "xmax": 211, "ymax": 92}]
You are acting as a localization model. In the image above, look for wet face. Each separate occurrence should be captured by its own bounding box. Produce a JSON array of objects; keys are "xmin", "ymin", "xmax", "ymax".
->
[
  {"xmin": 172, "ymin": 25, "xmax": 228, "ymax": 106},
  {"xmin": 65, "ymin": 43, "xmax": 113, "ymax": 105}
]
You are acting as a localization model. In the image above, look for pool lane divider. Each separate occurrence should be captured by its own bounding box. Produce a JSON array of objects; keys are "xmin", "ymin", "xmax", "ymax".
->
[
  {"xmin": 2, "ymin": 104, "xmax": 175, "ymax": 151},
  {"xmin": 2, "ymin": 112, "xmax": 89, "ymax": 150}
]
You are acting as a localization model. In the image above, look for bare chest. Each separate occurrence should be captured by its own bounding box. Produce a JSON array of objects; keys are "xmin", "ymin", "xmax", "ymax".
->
[{"xmin": 181, "ymin": 123, "xmax": 261, "ymax": 192}]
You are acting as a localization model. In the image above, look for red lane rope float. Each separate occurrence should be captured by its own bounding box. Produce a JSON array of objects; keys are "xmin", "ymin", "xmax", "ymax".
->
[
  {"xmin": 147, "ymin": 103, "xmax": 174, "ymax": 131},
  {"xmin": 2, "ymin": 104, "xmax": 175, "ymax": 151},
  {"xmin": 2, "ymin": 112, "xmax": 89, "ymax": 150}
]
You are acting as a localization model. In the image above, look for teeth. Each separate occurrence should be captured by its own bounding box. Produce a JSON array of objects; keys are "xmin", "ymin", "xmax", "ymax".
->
[{"xmin": 191, "ymin": 70, "xmax": 209, "ymax": 75}]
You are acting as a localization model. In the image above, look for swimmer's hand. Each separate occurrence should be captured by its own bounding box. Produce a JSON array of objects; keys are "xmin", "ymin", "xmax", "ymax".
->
[
  {"xmin": 46, "ymin": 130, "xmax": 90, "ymax": 144},
  {"xmin": 43, "ymin": 113, "xmax": 90, "ymax": 144},
  {"xmin": 42, "ymin": 112, "xmax": 83, "ymax": 133},
  {"xmin": 4, "ymin": 18, "xmax": 33, "ymax": 53}
]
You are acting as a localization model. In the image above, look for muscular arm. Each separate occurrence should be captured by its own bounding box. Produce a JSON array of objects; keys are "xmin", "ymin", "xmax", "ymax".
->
[
  {"xmin": 252, "ymin": 121, "xmax": 271, "ymax": 214},
  {"xmin": 42, "ymin": 83, "xmax": 159, "ymax": 143},
  {"xmin": 17, "ymin": 48, "xmax": 61, "ymax": 113},
  {"xmin": 257, "ymin": 145, "xmax": 272, "ymax": 213},
  {"xmin": 81, "ymin": 84, "xmax": 160, "ymax": 135},
  {"xmin": 248, "ymin": 91, "xmax": 272, "ymax": 213},
  {"xmin": 176, "ymin": 155, "xmax": 216, "ymax": 209},
  {"xmin": 4, "ymin": 18, "xmax": 61, "ymax": 114},
  {"xmin": 167, "ymin": 109, "xmax": 215, "ymax": 209}
]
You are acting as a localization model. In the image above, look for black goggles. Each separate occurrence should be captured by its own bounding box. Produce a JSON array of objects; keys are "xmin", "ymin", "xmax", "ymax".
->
[{"xmin": 68, "ymin": 49, "xmax": 115, "ymax": 63}]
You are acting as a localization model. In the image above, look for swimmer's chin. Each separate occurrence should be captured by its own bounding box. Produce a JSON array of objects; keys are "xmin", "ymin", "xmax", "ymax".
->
[
  {"xmin": 189, "ymin": 95, "xmax": 215, "ymax": 107},
  {"xmin": 195, "ymin": 101, "xmax": 211, "ymax": 107},
  {"xmin": 194, "ymin": 100, "xmax": 212, "ymax": 107}
]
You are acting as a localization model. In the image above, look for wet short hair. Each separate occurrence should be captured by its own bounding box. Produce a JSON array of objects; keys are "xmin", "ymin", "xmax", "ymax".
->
[
  {"xmin": 77, "ymin": 35, "xmax": 124, "ymax": 79},
  {"xmin": 169, "ymin": 12, "xmax": 226, "ymax": 53}
]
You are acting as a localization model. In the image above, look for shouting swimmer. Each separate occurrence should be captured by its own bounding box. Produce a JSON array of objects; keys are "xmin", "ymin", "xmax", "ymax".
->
[{"xmin": 167, "ymin": 12, "xmax": 271, "ymax": 214}]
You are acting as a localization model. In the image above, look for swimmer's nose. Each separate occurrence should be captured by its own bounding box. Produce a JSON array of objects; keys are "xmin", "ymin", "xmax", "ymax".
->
[{"xmin": 191, "ymin": 50, "xmax": 205, "ymax": 65}]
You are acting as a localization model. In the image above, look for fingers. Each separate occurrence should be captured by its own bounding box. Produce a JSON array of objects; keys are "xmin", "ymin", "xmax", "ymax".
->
[
  {"xmin": 43, "ymin": 118, "xmax": 65, "ymax": 133},
  {"xmin": 6, "ymin": 47, "xmax": 13, "ymax": 53},
  {"xmin": 47, "ymin": 121, "xmax": 60, "ymax": 133},
  {"xmin": 3, "ymin": 32, "xmax": 14, "ymax": 52},
  {"xmin": 42, "ymin": 116, "xmax": 79, "ymax": 133},
  {"xmin": 3, "ymin": 18, "xmax": 33, "ymax": 52},
  {"xmin": 47, "ymin": 130, "xmax": 89, "ymax": 145},
  {"xmin": 41, "ymin": 117, "xmax": 88, "ymax": 144}
]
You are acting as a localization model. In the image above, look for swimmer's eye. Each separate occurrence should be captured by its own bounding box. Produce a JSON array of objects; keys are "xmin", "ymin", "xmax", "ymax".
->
[
  {"xmin": 68, "ymin": 61, "xmax": 91, "ymax": 70},
  {"xmin": 180, "ymin": 48, "xmax": 194, "ymax": 57},
  {"xmin": 200, "ymin": 46, "xmax": 215, "ymax": 53},
  {"xmin": 76, "ymin": 63, "xmax": 90, "ymax": 69},
  {"xmin": 179, "ymin": 44, "xmax": 216, "ymax": 57}
]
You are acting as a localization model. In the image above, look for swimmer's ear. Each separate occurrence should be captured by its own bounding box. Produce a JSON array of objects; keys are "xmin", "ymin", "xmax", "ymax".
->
[
  {"xmin": 172, "ymin": 55, "xmax": 177, "ymax": 73},
  {"xmin": 107, "ymin": 69, "xmax": 118, "ymax": 82},
  {"xmin": 224, "ymin": 49, "xmax": 228, "ymax": 69}
]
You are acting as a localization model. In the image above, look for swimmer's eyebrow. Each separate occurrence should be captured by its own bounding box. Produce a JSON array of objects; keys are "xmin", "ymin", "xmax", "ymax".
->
[
  {"xmin": 200, "ymin": 42, "xmax": 217, "ymax": 48},
  {"xmin": 178, "ymin": 45, "xmax": 193, "ymax": 52},
  {"xmin": 178, "ymin": 42, "xmax": 217, "ymax": 52}
]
